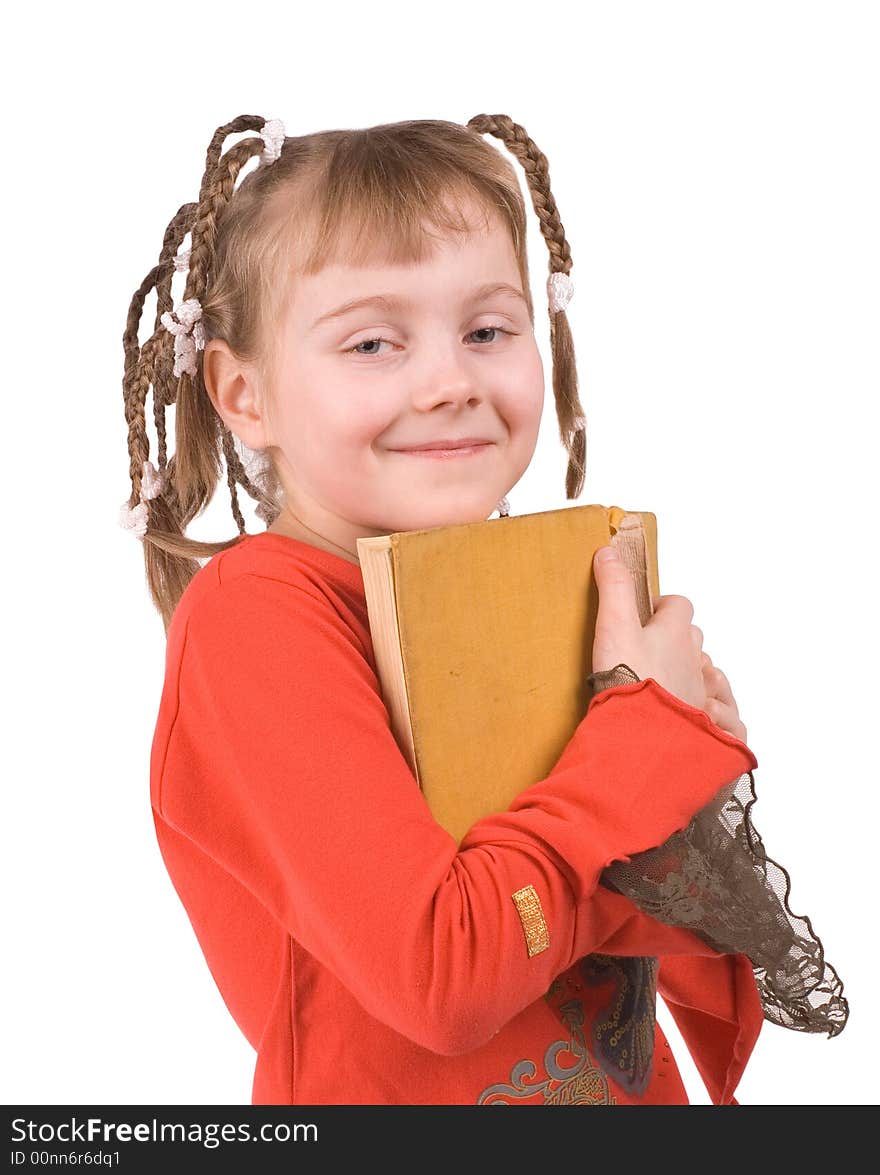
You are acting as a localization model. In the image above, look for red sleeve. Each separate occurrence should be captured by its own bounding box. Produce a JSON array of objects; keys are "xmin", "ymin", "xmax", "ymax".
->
[
  {"xmin": 154, "ymin": 570, "xmax": 758, "ymax": 1057},
  {"xmin": 658, "ymin": 953, "xmax": 764, "ymax": 1105}
]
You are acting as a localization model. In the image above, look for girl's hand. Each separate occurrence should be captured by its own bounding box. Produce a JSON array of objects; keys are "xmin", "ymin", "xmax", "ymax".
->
[
  {"xmin": 591, "ymin": 549, "xmax": 709, "ymax": 710},
  {"xmin": 700, "ymin": 652, "xmax": 748, "ymax": 743}
]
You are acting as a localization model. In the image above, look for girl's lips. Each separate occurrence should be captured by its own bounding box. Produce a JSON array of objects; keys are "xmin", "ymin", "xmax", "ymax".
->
[{"xmin": 390, "ymin": 443, "xmax": 494, "ymax": 459}]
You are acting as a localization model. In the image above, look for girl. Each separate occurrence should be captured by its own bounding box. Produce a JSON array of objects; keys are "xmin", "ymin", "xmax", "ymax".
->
[{"xmin": 120, "ymin": 113, "xmax": 847, "ymax": 1105}]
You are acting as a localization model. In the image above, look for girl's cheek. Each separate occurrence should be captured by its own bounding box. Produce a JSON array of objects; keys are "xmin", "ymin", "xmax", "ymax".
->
[
  {"xmin": 324, "ymin": 397, "xmax": 385, "ymax": 438},
  {"xmin": 506, "ymin": 349, "xmax": 544, "ymax": 409},
  {"xmin": 506, "ymin": 383, "xmax": 544, "ymax": 429}
]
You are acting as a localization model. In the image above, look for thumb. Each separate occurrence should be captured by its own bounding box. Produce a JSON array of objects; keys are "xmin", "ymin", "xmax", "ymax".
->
[{"xmin": 593, "ymin": 546, "xmax": 642, "ymax": 635}]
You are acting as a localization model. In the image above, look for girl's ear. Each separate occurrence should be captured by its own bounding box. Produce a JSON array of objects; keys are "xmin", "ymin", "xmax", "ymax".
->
[{"xmin": 202, "ymin": 338, "xmax": 272, "ymax": 451}]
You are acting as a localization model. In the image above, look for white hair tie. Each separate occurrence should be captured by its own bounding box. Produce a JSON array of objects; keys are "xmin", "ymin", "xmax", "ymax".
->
[
  {"xmin": 259, "ymin": 118, "xmax": 285, "ymax": 165},
  {"xmin": 160, "ymin": 297, "xmax": 206, "ymax": 378},
  {"xmin": 547, "ymin": 271, "xmax": 574, "ymax": 314},
  {"xmin": 118, "ymin": 460, "xmax": 165, "ymax": 540}
]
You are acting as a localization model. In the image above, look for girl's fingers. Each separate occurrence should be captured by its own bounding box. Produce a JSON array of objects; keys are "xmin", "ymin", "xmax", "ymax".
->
[
  {"xmin": 702, "ymin": 659, "xmax": 737, "ymax": 710},
  {"xmin": 705, "ymin": 697, "xmax": 748, "ymax": 743},
  {"xmin": 702, "ymin": 654, "xmax": 747, "ymax": 740}
]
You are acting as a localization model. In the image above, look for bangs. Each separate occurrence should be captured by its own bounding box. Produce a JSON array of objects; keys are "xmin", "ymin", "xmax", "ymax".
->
[
  {"xmin": 299, "ymin": 183, "xmax": 503, "ymax": 274},
  {"xmin": 270, "ymin": 172, "xmax": 517, "ymax": 278}
]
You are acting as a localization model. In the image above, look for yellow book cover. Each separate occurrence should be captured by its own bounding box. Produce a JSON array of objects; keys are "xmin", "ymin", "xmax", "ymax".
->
[{"xmin": 356, "ymin": 503, "xmax": 658, "ymax": 844}]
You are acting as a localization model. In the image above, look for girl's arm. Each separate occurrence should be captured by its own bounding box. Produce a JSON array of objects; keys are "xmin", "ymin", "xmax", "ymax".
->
[{"xmin": 153, "ymin": 568, "xmax": 760, "ymax": 1058}]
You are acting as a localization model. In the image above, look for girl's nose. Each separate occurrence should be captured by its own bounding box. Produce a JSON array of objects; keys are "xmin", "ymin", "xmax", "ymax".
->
[{"xmin": 412, "ymin": 347, "xmax": 481, "ymax": 411}]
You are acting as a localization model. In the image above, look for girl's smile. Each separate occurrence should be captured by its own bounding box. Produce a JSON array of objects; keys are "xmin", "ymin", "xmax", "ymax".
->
[{"xmin": 388, "ymin": 441, "xmax": 496, "ymax": 459}]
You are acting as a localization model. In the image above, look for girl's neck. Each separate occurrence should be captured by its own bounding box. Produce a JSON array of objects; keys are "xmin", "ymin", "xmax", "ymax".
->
[{"xmin": 267, "ymin": 506, "xmax": 361, "ymax": 567}]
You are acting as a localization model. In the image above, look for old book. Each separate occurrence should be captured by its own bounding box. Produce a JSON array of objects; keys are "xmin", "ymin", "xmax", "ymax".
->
[{"xmin": 356, "ymin": 504, "xmax": 658, "ymax": 845}]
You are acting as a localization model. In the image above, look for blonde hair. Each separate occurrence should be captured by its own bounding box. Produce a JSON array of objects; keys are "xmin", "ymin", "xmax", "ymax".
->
[{"xmin": 121, "ymin": 114, "xmax": 587, "ymax": 633}]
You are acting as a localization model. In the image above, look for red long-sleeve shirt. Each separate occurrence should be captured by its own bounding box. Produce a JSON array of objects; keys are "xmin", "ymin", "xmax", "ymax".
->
[{"xmin": 149, "ymin": 530, "xmax": 763, "ymax": 1105}]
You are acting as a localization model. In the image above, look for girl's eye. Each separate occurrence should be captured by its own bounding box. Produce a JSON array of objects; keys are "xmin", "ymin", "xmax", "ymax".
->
[
  {"xmin": 347, "ymin": 337, "xmax": 393, "ymax": 357},
  {"xmin": 469, "ymin": 326, "xmax": 509, "ymax": 345},
  {"xmin": 346, "ymin": 325, "xmax": 511, "ymax": 357}
]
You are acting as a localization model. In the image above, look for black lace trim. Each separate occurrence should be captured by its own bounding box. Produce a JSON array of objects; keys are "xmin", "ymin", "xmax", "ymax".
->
[{"xmin": 587, "ymin": 663, "xmax": 849, "ymax": 1039}]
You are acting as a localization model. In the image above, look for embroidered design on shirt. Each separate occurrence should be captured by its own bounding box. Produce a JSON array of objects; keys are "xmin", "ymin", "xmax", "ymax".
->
[
  {"xmin": 476, "ymin": 975, "xmax": 616, "ymax": 1105},
  {"xmin": 578, "ymin": 953, "xmax": 658, "ymax": 1096},
  {"xmin": 511, "ymin": 884, "xmax": 550, "ymax": 957}
]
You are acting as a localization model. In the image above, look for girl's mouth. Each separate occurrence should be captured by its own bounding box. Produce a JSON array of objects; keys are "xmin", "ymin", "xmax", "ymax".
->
[{"xmin": 390, "ymin": 443, "xmax": 494, "ymax": 459}]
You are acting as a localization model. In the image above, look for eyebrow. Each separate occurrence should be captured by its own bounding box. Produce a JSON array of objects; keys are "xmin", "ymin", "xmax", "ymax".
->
[{"xmin": 308, "ymin": 281, "xmax": 528, "ymax": 332}]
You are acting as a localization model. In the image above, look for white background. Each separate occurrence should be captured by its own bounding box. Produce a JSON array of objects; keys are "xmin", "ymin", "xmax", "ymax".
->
[{"xmin": 4, "ymin": 0, "xmax": 876, "ymax": 1107}]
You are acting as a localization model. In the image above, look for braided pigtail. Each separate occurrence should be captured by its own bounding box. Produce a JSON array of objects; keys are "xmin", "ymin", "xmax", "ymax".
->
[
  {"xmin": 119, "ymin": 115, "xmax": 286, "ymax": 634},
  {"xmin": 466, "ymin": 114, "xmax": 586, "ymax": 499}
]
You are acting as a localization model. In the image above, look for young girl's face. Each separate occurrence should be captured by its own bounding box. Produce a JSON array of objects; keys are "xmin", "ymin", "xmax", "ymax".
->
[{"xmin": 208, "ymin": 203, "xmax": 545, "ymax": 556}]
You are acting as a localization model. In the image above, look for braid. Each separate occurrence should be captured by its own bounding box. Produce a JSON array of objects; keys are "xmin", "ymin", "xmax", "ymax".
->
[
  {"xmin": 154, "ymin": 203, "xmax": 198, "ymax": 475},
  {"xmin": 220, "ymin": 427, "xmax": 276, "ymax": 533},
  {"xmin": 120, "ymin": 116, "xmax": 279, "ymax": 633},
  {"xmin": 466, "ymin": 114, "xmax": 587, "ymax": 499}
]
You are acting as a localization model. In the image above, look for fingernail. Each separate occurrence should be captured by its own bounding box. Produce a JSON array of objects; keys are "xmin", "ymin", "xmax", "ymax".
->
[{"xmin": 596, "ymin": 546, "xmax": 619, "ymax": 563}]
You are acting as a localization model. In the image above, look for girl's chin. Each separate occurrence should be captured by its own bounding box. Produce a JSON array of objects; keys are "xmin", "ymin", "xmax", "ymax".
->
[{"xmin": 380, "ymin": 503, "xmax": 505, "ymax": 532}]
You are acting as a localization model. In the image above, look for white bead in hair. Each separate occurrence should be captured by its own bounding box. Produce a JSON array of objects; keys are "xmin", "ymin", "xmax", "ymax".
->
[
  {"xmin": 118, "ymin": 500, "xmax": 149, "ymax": 539},
  {"xmin": 160, "ymin": 297, "xmax": 206, "ymax": 378},
  {"xmin": 259, "ymin": 119, "xmax": 286, "ymax": 165},
  {"xmin": 140, "ymin": 460, "xmax": 165, "ymax": 500},
  {"xmin": 547, "ymin": 271, "xmax": 574, "ymax": 315},
  {"xmin": 118, "ymin": 461, "xmax": 165, "ymax": 540},
  {"xmin": 173, "ymin": 248, "xmax": 191, "ymax": 272}
]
